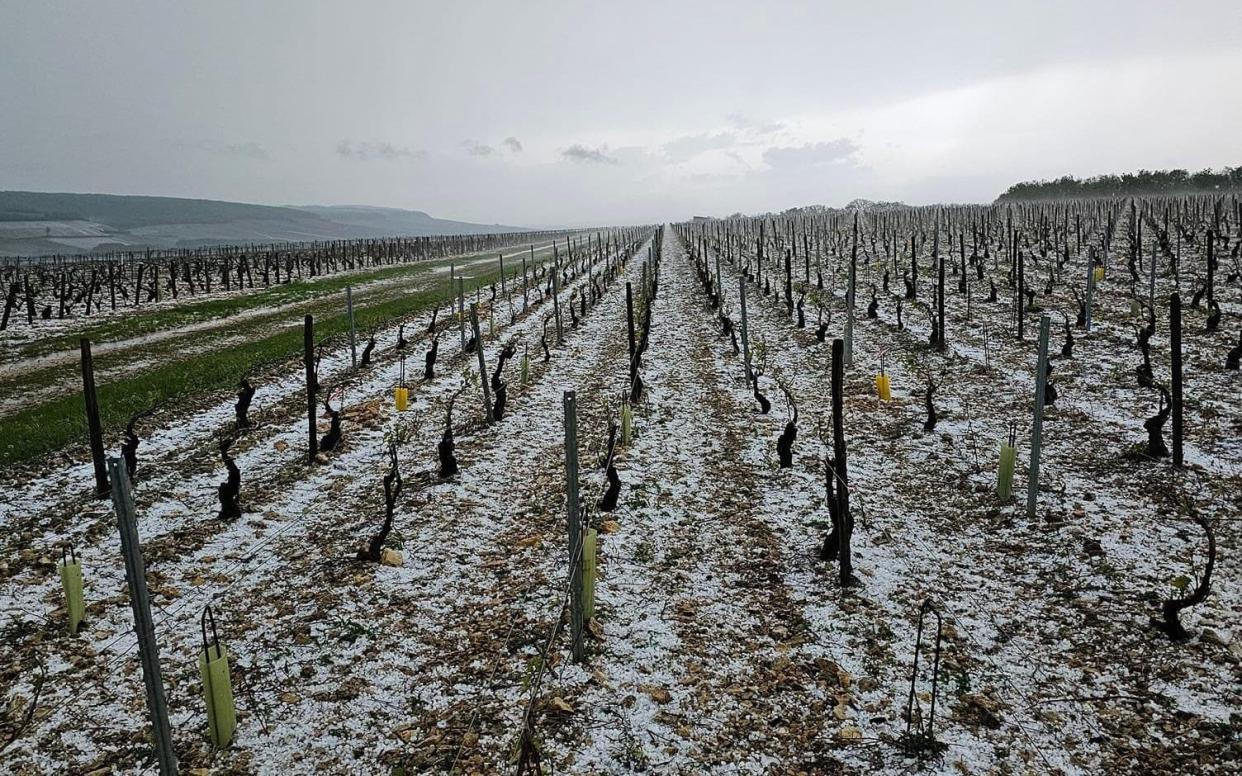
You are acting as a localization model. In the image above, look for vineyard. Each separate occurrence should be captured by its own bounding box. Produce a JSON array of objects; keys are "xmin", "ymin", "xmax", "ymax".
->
[{"xmin": 0, "ymin": 196, "xmax": 1239, "ymax": 775}]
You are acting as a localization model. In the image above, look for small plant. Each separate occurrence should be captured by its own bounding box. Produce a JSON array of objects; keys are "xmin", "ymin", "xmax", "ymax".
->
[
  {"xmin": 750, "ymin": 336, "xmax": 771, "ymax": 414},
  {"xmin": 319, "ymin": 388, "xmax": 343, "ymax": 452},
  {"xmin": 424, "ymin": 327, "xmax": 440, "ymax": 380},
  {"xmin": 217, "ymin": 435, "xmax": 242, "ymax": 521},
  {"xmin": 1227, "ymin": 330, "xmax": 1242, "ymax": 370},
  {"xmin": 235, "ymin": 376, "xmax": 256, "ymax": 428},
  {"xmin": 1143, "ymin": 385, "xmax": 1171, "ymax": 458},
  {"xmin": 438, "ymin": 380, "xmax": 466, "ymax": 479},
  {"xmin": 923, "ymin": 374, "xmax": 939, "ymax": 432},
  {"xmin": 357, "ymin": 444, "xmax": 402, "ymax": 563},
  {"xmin": 359, "ymin": 327, "xmax": 377, "ymax": 366},
  {"xmin": 1205, "ymin": 300, "xmax": 1221, "ymax": 332},
  {"xmin": 775, "ymin": 377, "xmax": 797, "ymax": 468},
  {"xmin": 1150, "ymin": 507, "xmax": 1216, "ymax": 642}
]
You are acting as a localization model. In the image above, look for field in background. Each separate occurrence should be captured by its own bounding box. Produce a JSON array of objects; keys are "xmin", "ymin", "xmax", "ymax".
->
[{"xmin": 0, "ymin": 199, "xmax": 1238, "ymax": 775}]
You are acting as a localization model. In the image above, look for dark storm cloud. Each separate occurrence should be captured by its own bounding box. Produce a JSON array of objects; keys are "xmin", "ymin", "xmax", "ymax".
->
[
  {"xmin": 562, "ymin": 144, "xmax": 618, "ymax": 164},
  {"xmin": 336, "ymin": 140, "xmax": 425, "ymax": 161}
]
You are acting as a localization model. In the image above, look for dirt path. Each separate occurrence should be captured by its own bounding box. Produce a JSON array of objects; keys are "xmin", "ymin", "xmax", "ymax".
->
[
  {"xmin": 558, "ymin": 227, "xmax": 847, "ymax": 773},
  {"xmin": 0, "ymin": 242, "xmax": 564, "ymax": 417},
  {"xmin": 0, "ymin": 241, "xmax": 563, "ymax": 371}
]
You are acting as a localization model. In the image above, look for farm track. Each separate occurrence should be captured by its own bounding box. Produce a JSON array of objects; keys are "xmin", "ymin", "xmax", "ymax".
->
[
  {"xmin": 0, "ymin": 240, "xmax": 567, "ymax": 369},
  {"xmin": 393, "ymin": 240, "xmax": 645, "ymax": 773},
  {"xmin": 564, "ymin": 231, "xmax": 843, "ymax": 773},
  {"xmin": 0, "ymin": 242, "xmax": 566, "ymax": 417}
]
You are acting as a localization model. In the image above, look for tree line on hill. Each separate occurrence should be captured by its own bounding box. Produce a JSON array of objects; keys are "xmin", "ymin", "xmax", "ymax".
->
[{"xmin": 997, "ymin": 166, "xmax": 1242, "ymax": 201}]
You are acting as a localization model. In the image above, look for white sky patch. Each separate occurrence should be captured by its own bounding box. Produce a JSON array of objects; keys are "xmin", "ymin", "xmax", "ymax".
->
[
  {"xmin": 792, "ymin": 47, "xmax": 1242, "ymax": 202},
  {"xmin": 578, "ymin": 46, "xmax": 1242, "ymax": 212},
  {"xmin": 2, "ymin": 2, "xmax": 1238, "ymax": 223}
]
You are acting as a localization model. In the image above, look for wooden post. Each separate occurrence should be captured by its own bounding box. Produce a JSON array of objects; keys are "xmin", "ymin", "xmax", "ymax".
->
[
  {"xmin": 457, "ymin": 276, "xmax": 466, "ymax": 349},
  {"xmin": 304, "ymin": 315, "xmax": 317, "ymax": 464},
  {"xmin": 831, "ymin": 338, "xmax": 851, "ymax": 584},
  {"xmin": 1170, "ymin": 293, "xmax": 1184, "ymax": 467},
  {"xmin": 1084, "ymin": 248, "xmax": 1096, "ymax": 332},
  {"xmin": 109, "ymin": 458, "xmax": 178, "ymax": 775},
  {"xmin": 937, "ymin": 252, "xmax": 946, "ymax": 349},
  {"xmin": 1147, "ymin": 238, "xmax": 1156, "ymax": 314},
  {"xmin": 346, "ymin": 285, "xmax": 357, "ymax": 369},
  {"xmin": 80, "ymin": 339, "xmax": 109, "ymax": 498},
  {"xmin": 1017, "ymin": 251, "xmax": 1025, "ymax": 341},
  {"xmin": 556, "ymin": 254, "xmax": 566, "ymax": 342},
  {"xmin": 959, "ymin": 233, "xmax": 967, "ymax": 294},
  {"xmin": 714, "ymin": 249, "xmax": 723, "ymax": 302},
  {"xmin": 470, "ymin": 304, "xmax": 494, "ymax": 424},
  {"xmin": 625, "ymin": 282, "xmax": 636, "ymax": 382},
  {"xmin": 522, "ymin": 256, "xmax": 529, "ymax": 310},
  {"xmin": 1206, "ymin": 229, "xmax": 1215, "ymax": 306},
  {"xmin": 784, "ymin": 248, "xmax": 793, "ymax": 310},
  {"xmin": 1027, "ymin": 315, "xmax": 1051, "ymax": 519},
  {"xmin": 739, "ymin": 273, "xmax": 752, "ymax": 380},
  {"xmin": 563, "ymin": 391, "xmax": 585, "ymax": 663}
]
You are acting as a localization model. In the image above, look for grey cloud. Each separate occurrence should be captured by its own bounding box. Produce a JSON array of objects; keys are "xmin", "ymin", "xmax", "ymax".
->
[
  {"xmin": 662, "ymin": 132, "xmax": 736, "ymax": 162},
  {"xmin": 222, "ymin": 142, "xmax": 269, "ymax": 159},
  {"xmin": 562, "ymin": 144, "xmax": 618, "ymax": 164},
  {"xmin": 7, "ymin": 3, "xmax": 1236, "ymax": 226},
  {"xmin": 188, "ymin": 140, "xmax": 270, "ymax": 159},
  {"xmin": 762, "ymin": 139, "xmax": 858, "ymax": 170},
  {"xmin": 727, "ymin": 113, "xmax": 785, "ymax": 135},
  {"xmin": 336, "ymin": 140, "xmax": 425, "ymax": 161},
  {"xmin": 503, "ymin": 136, "xmax": 523, "ymax": 153},
  {"xmin": 463, "ymin": 140, "xmax": 494, "ymax": 157}
]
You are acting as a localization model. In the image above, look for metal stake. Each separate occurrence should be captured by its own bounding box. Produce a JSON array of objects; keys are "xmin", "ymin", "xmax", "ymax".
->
[
  {"xmin": 109, "ymin": 458, "xmax": 177, "ymax": 775},
  {"xmin": 563, "ymin": 391, "xmax": 585, "ymax": 663},
  {"xmin": 1027, "ymin": 314, "xmax": 1051, "ymax": 519}
]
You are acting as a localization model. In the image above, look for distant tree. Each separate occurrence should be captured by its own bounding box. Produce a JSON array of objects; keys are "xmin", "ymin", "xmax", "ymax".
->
[{"xmin": 997, "ymin": 165, "xmax": 1240, "ymax": 201}]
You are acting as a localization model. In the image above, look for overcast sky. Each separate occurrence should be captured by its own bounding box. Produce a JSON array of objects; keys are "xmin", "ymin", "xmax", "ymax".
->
[{"xmin": 2, "ymin": 1, "xmax": 1240, "ymax": 226}]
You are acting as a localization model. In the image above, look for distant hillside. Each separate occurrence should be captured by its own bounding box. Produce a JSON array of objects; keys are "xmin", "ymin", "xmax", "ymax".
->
[
  {"xmin": 997, "ymin": 166, "xmax": 1242, "ymax": 202},
  {"xmin": 0, "ymin": 191, "xmax": 533, "ymax": 256},
  {"xmin": 292, "ymin": 205, "xmax": 528, "ymax": 237}
]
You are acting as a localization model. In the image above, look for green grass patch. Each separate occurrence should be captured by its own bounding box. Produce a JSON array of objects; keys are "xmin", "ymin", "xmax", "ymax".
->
[
  {"xmin": 0, "ymin": 258, "xmax": 520, "ymax": 467},
  {"xmin": 10, "ymin": 245, "xmax": 546, "ymax": 360}
]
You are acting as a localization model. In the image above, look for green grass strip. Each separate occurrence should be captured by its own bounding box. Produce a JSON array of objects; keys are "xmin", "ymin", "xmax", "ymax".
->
[
  {"xmin": 10, "ymin": 247, "xmax": 534, "ymax": 360},
  {"xmin": 0, "ymin": 260, "xmax": 518, "ymax": 467}
]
